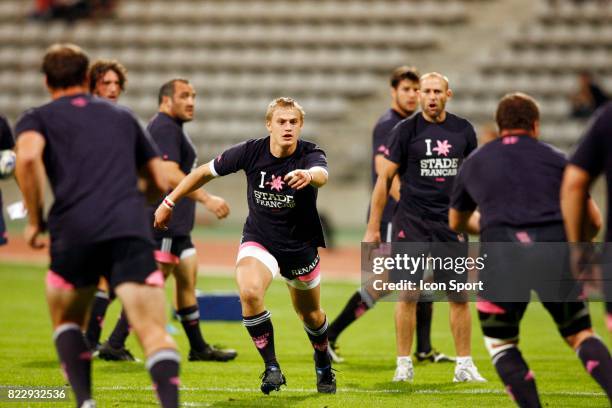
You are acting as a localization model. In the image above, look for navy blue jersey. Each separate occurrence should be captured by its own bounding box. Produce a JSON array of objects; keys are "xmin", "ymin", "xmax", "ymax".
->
[
  {"xmin": 147, "ymin": 112, "xmax": 197, "ymax": 238},
  {"xmin": 211, "ymin": 137, "xmax": 327, "ymax": 256},
  {"xmin": 15, "ymin": 94, "xmax": 159, "ymax": 252},
  {"xmin": 0, "ymin": 115, "xmax": 14, "ymax": 149},
  {"xmin": 570, "ymin": 102, "xmax": 612, "ymax": 241},
  {"xmin": 370, "ymin": 109, "xmax": 405, "ymax": 223},
  {"xmin": 451, "ymin": 134, "xmax": 567, "ymax": 232},
  {"xmin": 385, "ymin": 112, "xmax": 477, "ymax": 221}
]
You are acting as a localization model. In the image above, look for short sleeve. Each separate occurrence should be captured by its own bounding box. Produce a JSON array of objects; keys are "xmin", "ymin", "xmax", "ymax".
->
[
  {"xmin": 0, "ymin": 116, "xmax": 14, "ymax": 150},
  {"xmin": 570, "ymin": 103, "xmax": 612, "ymax": 177},
  {"xmin": 372, "ymin": 119, "xmax": 395, "ymax": 158},
  {"xmin": 149, "ymin": 123, "xmax": 182, "ymax": 163},
  {"xmin": 464, "ymin": 123, "xmax": 478, "ymax": 157},
  {"xmin": 212, "ymin": 140, "xmax": 249, "ymax": 176},
  {"xmin": 450, "ymin": 162, "xmax": 477, "ymax": 212},
  {"xmin": 385, "ymin": 120, "xmax": 410, "ymax": 165},
  {"xmin": 15, "ymin": 109, "xmax": 45, "ymax": 140},
  {"xmin": 305, "ymin": 144, "xmax": 328, "ymax": 170},
  {"xmin": 134, "ymin": 118, "xmax": 160, "ymax": 168}
]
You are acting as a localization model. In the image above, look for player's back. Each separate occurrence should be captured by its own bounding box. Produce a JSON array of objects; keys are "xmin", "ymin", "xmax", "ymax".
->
[
  {"xmin": 459, "ymin": 134, "xmax": 566, "ymax": 232},
  {"xmin": 16, "ymin": 94, "xmax": 157, "ymax": 250}
]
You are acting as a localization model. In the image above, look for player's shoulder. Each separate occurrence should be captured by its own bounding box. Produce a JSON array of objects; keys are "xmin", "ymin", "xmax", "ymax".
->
[
  {"xmin": 298, "ymin": 138, "xmax": 325, "ymax": 154},
  {"xmin": 537, "ymin": 139, "xmax": 567, "ymax": 163},
  {"xmin": 445, "ymin": 112, "xmax": 475, "ymax": 131},
  {"xmin": 375, "ymin": 109, "xmax": 402, "ymax": 127},
  {"xmin": 389, "ymin": 113, "xmax": 419, "ymax": 136},
  {"xmin": 147, "ymin": 112, "xmax": 180, "ymax": 130},
  {"xmin": 0, "ymin": 114, "xmax": 9, "ymax": 128}
]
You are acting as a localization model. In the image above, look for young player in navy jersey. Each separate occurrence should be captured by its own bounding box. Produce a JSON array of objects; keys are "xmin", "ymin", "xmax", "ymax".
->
[
  {"xmin": 154, "ymin": 97, "xmax": 336, "ymax": 394},
  {"xmin": 563, "ymin": 101, "xmax": 612, "ymax": 335},
  {"xmin": 327, "ymin": 66, "xmax": 452, "ymax": 365},
  {"xmin": 14, "ymin": 44, "xmax": 179, "ymax": 408},
  {"xmin": 89, "ymin": 59, "xmax": 126, "ymax": 102},
  {"xmin": 451, "ymin": 93, "xmax": 612, "ymax": 407},
  {"xmin": 364, "ymin": 72, "xmax": 485, "ymax": 382},
  {"xmin": 0, "ymin": 115, "xmax": 14, "ymax": 246}
]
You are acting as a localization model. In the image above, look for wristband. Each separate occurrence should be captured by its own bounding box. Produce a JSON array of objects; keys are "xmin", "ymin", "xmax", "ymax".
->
[
  {"xmin": 162, "ymin": 196, "xmax": 175, "ymax": 210},
  {"xmin": 306, "ymin": 169, "xmax": 313, "ymax": 184}
]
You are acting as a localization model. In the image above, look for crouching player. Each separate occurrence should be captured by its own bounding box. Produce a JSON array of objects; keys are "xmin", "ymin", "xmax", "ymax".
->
[{"xmin": 155, "ymin": 97, "xmax": 336, "ymax": 394}]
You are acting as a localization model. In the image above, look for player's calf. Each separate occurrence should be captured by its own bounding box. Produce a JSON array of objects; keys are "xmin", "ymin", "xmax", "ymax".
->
[{"xmin": 574, "ymin": 335, "xmax": 612, "ymax": 400}]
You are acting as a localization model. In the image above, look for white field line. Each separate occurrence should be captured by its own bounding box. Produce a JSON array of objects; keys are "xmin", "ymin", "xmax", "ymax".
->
[{"xmin": 97, "ymin": 386, "xmax": 605, "ymax": 397}]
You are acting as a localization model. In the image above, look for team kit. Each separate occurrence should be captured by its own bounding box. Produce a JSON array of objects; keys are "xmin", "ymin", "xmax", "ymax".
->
[{"xmin": 6, "ymin": 44, "xmax": 612, "ymax": 408}]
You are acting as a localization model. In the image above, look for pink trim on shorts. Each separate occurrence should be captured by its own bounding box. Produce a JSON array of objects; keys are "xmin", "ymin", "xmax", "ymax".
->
[
  {"xmin": 46, "ymin": 270, "xmax": 75, "ymax": 290},
  {"xmin": 145, "ymin": 270, "xmax": 165, "ymax": 288},
  {"xmin": 154, "ymin": 250, "xmax": 179, "ymax": 265},
  {"xmin": 297, "ymin": 262, "xmax": 321, "ymax": 282},
  {"xmin": 476, "ymin": 299, "xmax": 506, "ymax": 315},
  {"xmin": 239, "ymin": 241, "xmax": 269, "ymax": 252}
]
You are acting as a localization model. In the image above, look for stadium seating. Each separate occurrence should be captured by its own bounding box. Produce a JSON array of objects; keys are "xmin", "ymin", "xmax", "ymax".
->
[
  {"xmin": 0, "ymin": 0, "xmax": 470, "ymax": 162},
  {"xmin": 0, "ymin": 0, "xmax": 610, "ymax": 180},
  {"xmin": 449, "ymin": 0, "xmax": 612, "ymax": 147}
]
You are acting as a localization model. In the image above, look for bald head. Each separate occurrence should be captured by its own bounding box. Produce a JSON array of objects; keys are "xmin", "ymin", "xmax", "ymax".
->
[{"xmin": 420, "ymin": 72, "xmax": 449, "ymax": 90}]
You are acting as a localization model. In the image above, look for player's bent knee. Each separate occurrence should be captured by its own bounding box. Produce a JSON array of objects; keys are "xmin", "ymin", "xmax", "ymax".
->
[
  {"xmin": 484, "ymin": 335, "xmax": 518, "ymax": 358},
  {"xmin": 239, "ymin": 286, "xmax": 265, "ymax": 307},
  {"xmin": 298, "ymin": 309, "xmax": 324, "ymax": 326},
  {"xmin": 565, "ymin": 329, "xmax": 595, "ymax": 350}
]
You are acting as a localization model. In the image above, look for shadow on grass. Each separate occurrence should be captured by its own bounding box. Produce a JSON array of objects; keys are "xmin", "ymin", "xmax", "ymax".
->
[
  {"xmin": 207, "ymin": 393, "xmax": 325, "ymax": 407},
  {"xmin": 21, "ymin": 359, "xmax": 59, "ymax": 369},
  {"xmin": 339, "ymin": 380, "xmax": 495, "ymax": 396},
  {"xmin": 94, "ymin": 361, "xmax": 145, "ymax": 374}
]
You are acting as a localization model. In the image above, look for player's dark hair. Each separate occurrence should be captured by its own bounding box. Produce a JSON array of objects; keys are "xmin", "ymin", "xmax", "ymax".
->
[
  {"xmin": 496, "ymin": 93, "xmax": 540, "ymax": 132},
  {"xmin": 88, "ymin": 59, "xmax": 128, "ymax": 93},
  {"xmin": 42, "ymin": 43, "xmax": 89, "ymax": 90},
  {"xmin": 390, "ymin": 66, "xmax": 420, "ymax": 89},
  {"xmin": 158, "ymin": 78, "xmax": 190, "ymax": 105}
]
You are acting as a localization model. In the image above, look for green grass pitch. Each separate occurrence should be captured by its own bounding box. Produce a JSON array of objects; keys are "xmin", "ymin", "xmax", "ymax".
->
[{"xmin": 0, "ymin": 261, "xmax": 609, "ymax": 407}]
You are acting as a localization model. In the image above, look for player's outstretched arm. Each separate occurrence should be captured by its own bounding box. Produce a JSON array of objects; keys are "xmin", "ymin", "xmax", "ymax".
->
[
  {"xmin": 159, "ymin": 160, "xmax": 229, "ymax": 219},
  {"xmin": 15, "ymin": 131, "xmax": 46, "ymax": 249},
  {"xmin": 364, "ymin": 158, "xmax": 398, "ymax": 243},
  {"xmin": 284, "ymin": 166, "xmax": 328, "ymax": 190},
  {"xmin": 154, "ymin": 162, "xmax": 216, "ymax": 229}
]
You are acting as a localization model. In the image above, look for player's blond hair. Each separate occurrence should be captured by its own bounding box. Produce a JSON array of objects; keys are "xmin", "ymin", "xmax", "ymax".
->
[{"xmin": 265, "ymin": 97, "xmax": 305, "ymax": 123}]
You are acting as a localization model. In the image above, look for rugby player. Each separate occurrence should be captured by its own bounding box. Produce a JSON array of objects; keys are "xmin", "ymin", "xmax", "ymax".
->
[
  {"xmin": 327, "ymin": 66, "xmax": 452, "ymax": 365},
  {"xmin": 563, "ymin": 101, "xmax": 612, "ymax": 335},
  {"xmin": 364, "ymin": 72, "xmax": 485, "ymax": 382},
  {"xmin": 154, "ymin": 97, "xmax": 336, "ymax": 394},
  {"xmin": 451, "ymin": 92, "xmax": 612, "ymax": 406},
  {"xmin": 15, "ymin": 43, "xmax": 179, "ymax": 408}
]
